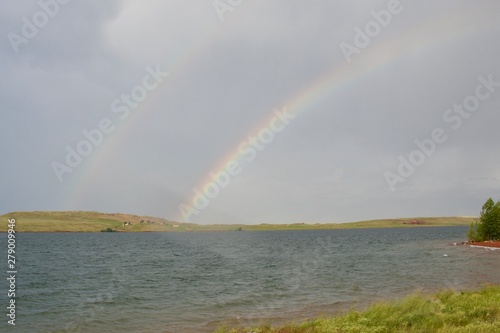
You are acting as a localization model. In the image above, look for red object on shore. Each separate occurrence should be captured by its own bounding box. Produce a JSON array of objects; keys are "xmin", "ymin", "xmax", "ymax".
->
[{"xmin": 469, "ymin": 241, "xmax": 500, "ymax": 248}]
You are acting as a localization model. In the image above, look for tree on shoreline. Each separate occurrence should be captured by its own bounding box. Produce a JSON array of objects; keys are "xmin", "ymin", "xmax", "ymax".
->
[{"xmin": 467, "ymin": 198, "xmax": 500, "ymax": 242}]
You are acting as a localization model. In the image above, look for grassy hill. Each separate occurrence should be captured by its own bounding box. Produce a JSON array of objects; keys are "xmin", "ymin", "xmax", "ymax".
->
[
  {"xmin": 0, "ymin": 211, "xmax": 194, "ymax": 232},
  {"xmin": 0, "ymin": 211, "xmax": 478, "ymax": 232}
]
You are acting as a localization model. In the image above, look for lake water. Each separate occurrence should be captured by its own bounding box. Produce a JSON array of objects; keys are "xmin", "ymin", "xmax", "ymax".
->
[{"xmin": 3, "ymin": 227, "xmax": 500, "ymax": 332}]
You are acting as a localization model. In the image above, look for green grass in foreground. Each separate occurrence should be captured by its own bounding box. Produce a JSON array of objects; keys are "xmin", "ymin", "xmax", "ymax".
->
[{"xmin": 215, "ymin": 285, "xmax": 500, "ymax": 333}]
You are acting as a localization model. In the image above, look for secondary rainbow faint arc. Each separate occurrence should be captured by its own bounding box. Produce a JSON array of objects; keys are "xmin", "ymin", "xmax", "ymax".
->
[
  {"xmin": 67, "ymin": 2, "xmax": 258, "ymax": 207},
  {"xmin": 69, "ymin": 4, "xmax": 493, "ymax": 216},
  {"xmin": 176, "ymin": 7, "xmax": 494, "ymax": 222}
]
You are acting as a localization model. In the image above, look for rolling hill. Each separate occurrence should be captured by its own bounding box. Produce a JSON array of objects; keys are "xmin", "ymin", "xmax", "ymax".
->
[{"xmin": 0, "ymin": 211, "xmax": 478, "ymax": 232}]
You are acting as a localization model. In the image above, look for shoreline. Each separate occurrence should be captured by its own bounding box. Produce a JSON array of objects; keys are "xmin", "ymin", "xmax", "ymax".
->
[
  {"xmin": 0, "ymin": 211, "xmax": 477, "ymax": 232},
  {"xmin": 0, "ymin": 224, "xmax": 473, "ymax": 233},
  {"xmin": 459, "ymin": 240, "xmax": 500, "ymax": 249},
  {"xmin": 207, "ymin": 241, "xmax": 500, "ymax": 333},
  {"xmin": 212, "ymin": 284, "xmax": 500, "ymax": 333}
]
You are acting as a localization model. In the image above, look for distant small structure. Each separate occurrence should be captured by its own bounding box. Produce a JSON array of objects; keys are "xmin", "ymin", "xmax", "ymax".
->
[
  {"xmin": 173, "ymin": 225, "xmax": 179, "ymax": 228},
  {"xmin": 403, "ymin": 219, "xmax": 425, "ymax": 225}
]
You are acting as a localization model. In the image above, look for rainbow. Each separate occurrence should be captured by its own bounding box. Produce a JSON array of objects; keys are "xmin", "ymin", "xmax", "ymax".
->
[
  {"xmin": 66, "ymin": 2, "xmax": 253, "ymax": 207},
  {"xmin": 69, "ymin": 3, "xmax": 494, "ymax": 221}
]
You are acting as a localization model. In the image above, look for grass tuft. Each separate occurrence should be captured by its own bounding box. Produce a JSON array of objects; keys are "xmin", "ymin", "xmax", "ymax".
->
[{"xmin": 215, "ymin": 285, "xmax": 500, "ymax": 333}]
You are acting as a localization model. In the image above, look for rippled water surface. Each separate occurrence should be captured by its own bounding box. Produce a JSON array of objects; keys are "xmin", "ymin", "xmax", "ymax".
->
[{"xmin": 3, "ymin": 227, "xmax": 500, "ymax": 332}]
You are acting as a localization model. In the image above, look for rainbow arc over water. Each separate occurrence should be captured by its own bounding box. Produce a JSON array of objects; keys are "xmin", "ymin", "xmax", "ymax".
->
[{"xmin": 68, "ymin": 4, "xmax": 494, "ymax": 222}]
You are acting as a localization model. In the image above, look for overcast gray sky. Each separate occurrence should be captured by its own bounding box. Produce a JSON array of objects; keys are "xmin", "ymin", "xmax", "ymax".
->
[{"xmin": 1, "ymin": 0, "xmax": 499, "ymax": 224}]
